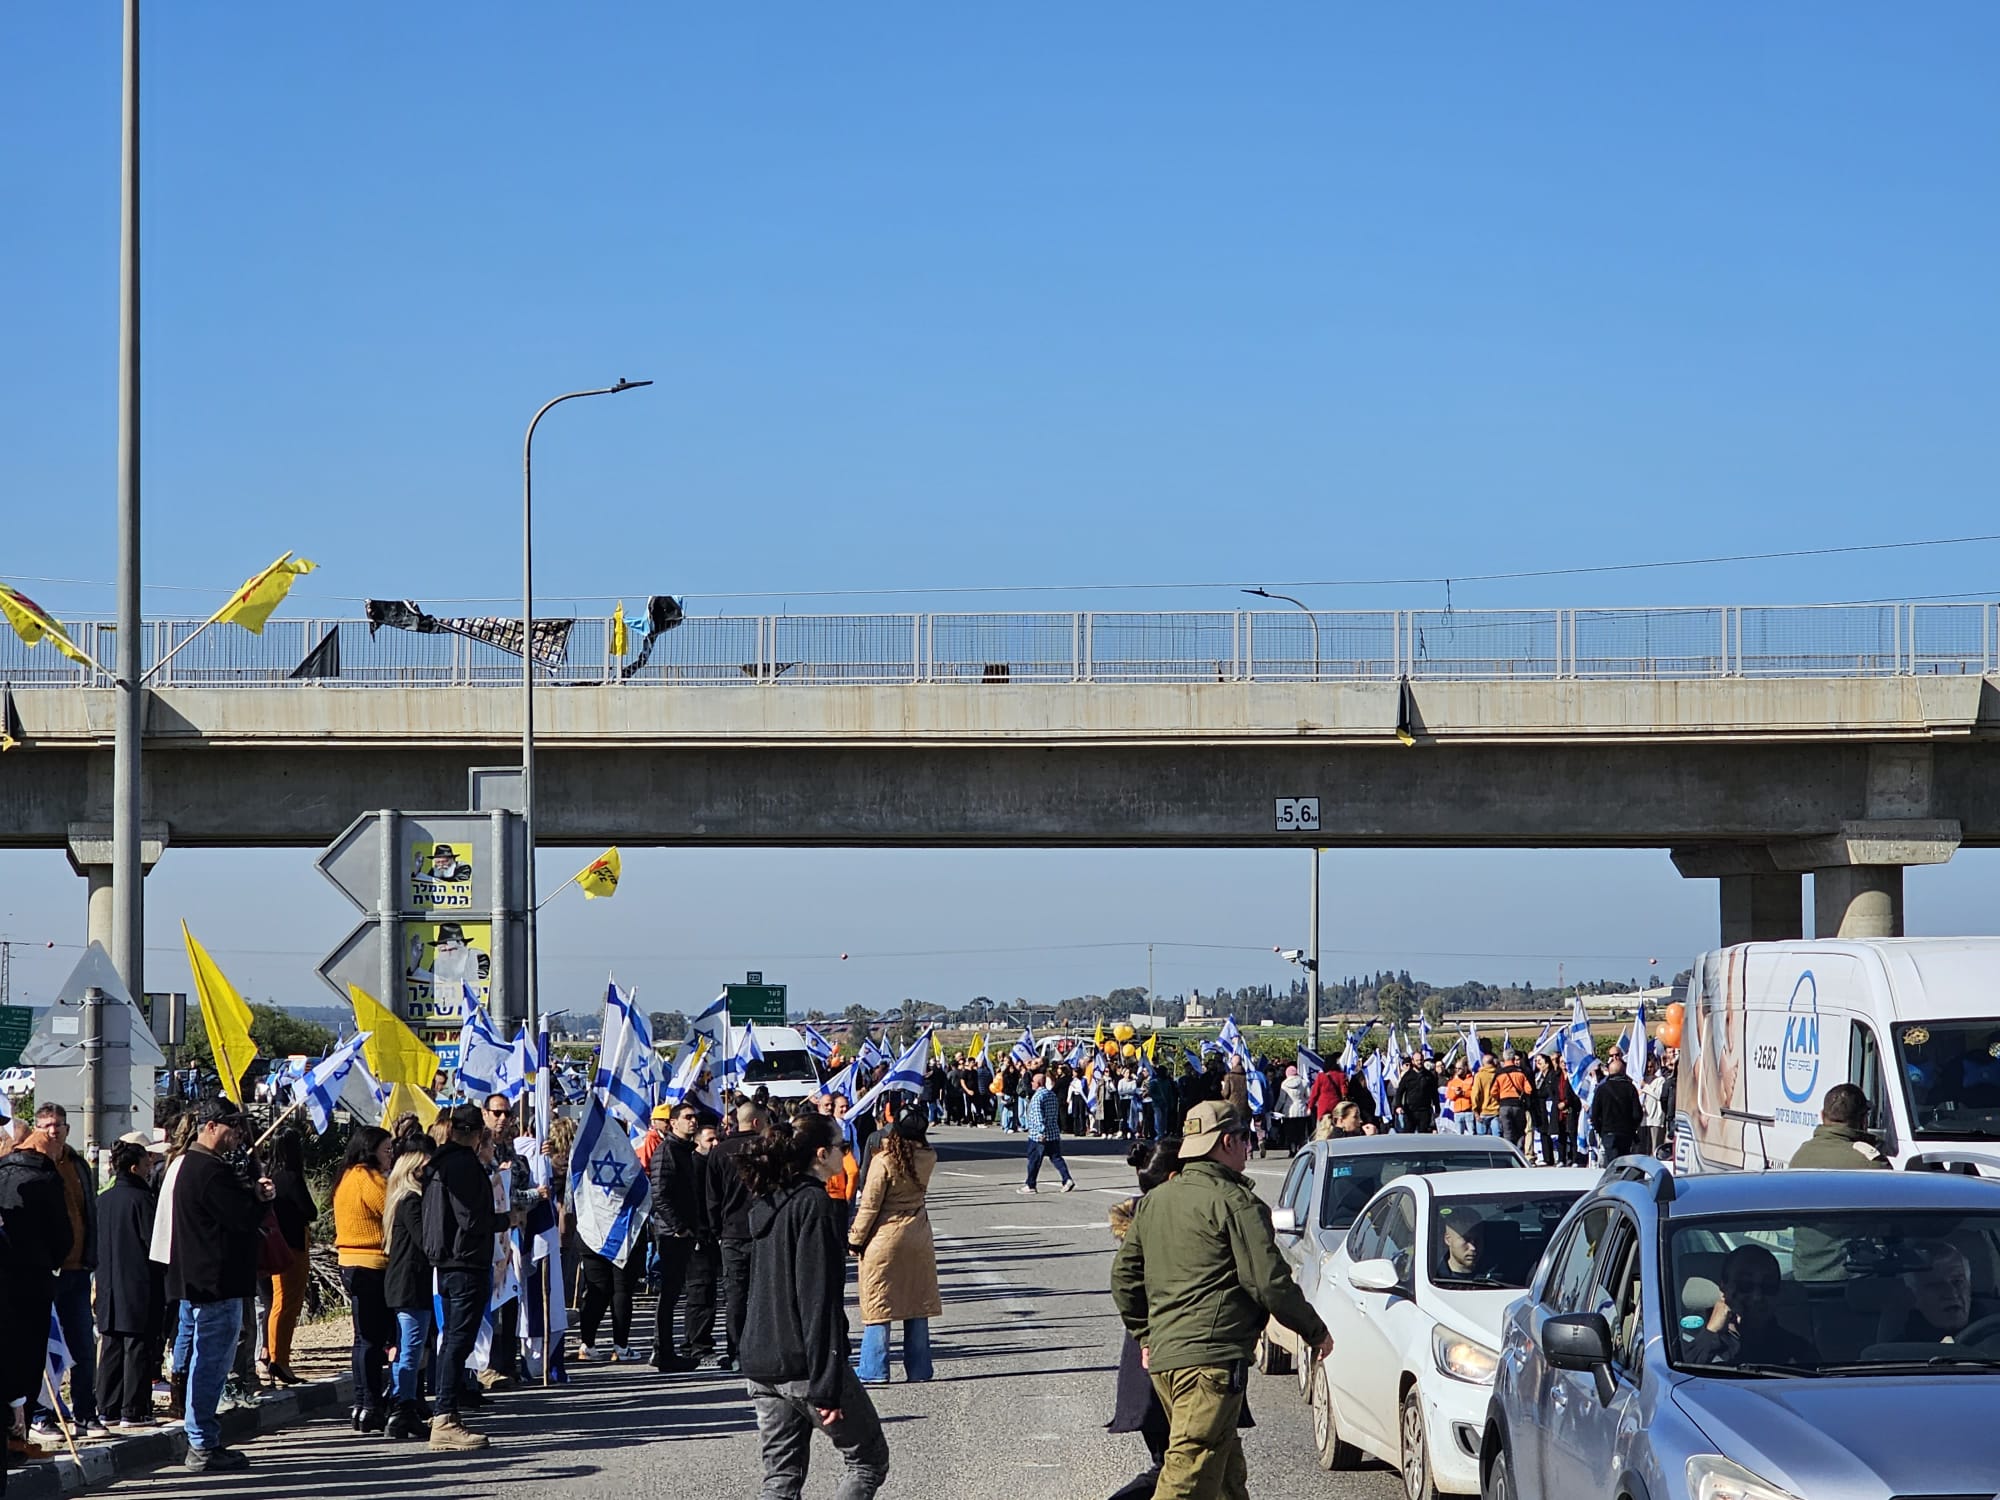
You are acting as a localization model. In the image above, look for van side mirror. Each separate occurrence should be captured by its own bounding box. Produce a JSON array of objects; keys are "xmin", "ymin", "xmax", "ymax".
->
[
  {"xmin": 1271, "ymin": 1207, "xmax": 1301, "ymax": 1237},
  {"xmin": 1541, "ymin": 1312, "xmax": 1616, "ymax": 1403}
]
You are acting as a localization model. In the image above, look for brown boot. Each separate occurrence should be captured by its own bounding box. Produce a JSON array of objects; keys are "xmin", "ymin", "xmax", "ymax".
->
[{"xmin": 427, "ymin": 1413, "xmax": 489, "ymax": 1452}]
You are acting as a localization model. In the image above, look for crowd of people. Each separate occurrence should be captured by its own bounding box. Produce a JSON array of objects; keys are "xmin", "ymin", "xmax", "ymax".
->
[{"xmin": 0, "ymin": 1076, "xmax": 945, "ymax": 1498}]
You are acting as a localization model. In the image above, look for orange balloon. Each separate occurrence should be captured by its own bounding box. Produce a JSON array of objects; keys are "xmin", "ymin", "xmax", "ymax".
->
[{"xmin": 1665, "ymin": 1002, "xmax": 1686, "ymax": 1025}]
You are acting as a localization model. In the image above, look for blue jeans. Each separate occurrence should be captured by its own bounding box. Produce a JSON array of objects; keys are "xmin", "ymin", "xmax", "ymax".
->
[
  {"xmin": 171, "ymin": 1301, "xmax": 195, "ymax": 1374},
  {"xmin": 1024, "ymin": 1139, "xmax": 1070, "ymax": 1188},
  {"xmin": 996, "ymin": 1098, "xmax": 1016, "ymax": 1131},
  {"xmin": 35, "ymin": 1269, "xmax": 98, "ymax": 1424},
  {"xmin": 1475, "ymin": 1115, "xmax": 1499, "ymax": 1136},
  {"xmin": 184, "ymin": 1299, "xmax": 242, "ymax": 1453},
  {"xmin": 392, "ymin": 1308, "xmax": 433, "ymax": 1409},
  {"xmin": 855, "ymin": 1319, "xmax": 932, "ymax": 1383}
]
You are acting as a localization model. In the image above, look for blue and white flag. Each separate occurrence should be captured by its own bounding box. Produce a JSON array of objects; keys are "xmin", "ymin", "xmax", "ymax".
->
[
  {"xmin": 568, "ymin": 1095, "xmax": 653, "ymax": 1268},
  {"xmin": 1365, "ymin": 1050, "xmax": 1391, "ymax": 1119},
  {"xmin": 859, "ymin": 1035, "xmax": 888, "ymax": 1071},
  {"xmin": 292, "ymin": 1030, "xmax": 373, "ymax": 1134},
  {"xmin": 690, "ymin": 991, "xmax": 728, "ymax": 1032},
  {"xmin": 47, "ymin": 1304, "xmax": 72, "ymax": 1404},
  {"xmin": 720, "ymin": 1021, "xmax": 764, "ymax": 1091},
  {"xmin": 532, "ymin": 1012, "xmax": 552, "ymax": 1135},
  {"xmin": 1561, "ymin": 995, "xmax": 1596, "ymax": 1089},
  {"xmin": 800, "ymin": 1024, "xmax": 835, "ymax": 1066},
  {"xmin": 1215, "ymin": 1016, "xmax": 1265, "ymax": 1113},
  {"xmin": 594, "ymin": 980, "xmax": 656, "ymax": 1131},
  {"xmin": 1626, "ymin": 999, "xmax": 1648, "ymax": 1069},
  {"xmin": 458, "ymin": 1002, "xmax": 522, "ymax": 1102},
  {"xmin": 341, "ymin": 1053, "xmax": 393, "ymax": 1126},
  {"xmin": 852, "ymin": 1029, "xmax": 933, "ymax": 1116},
  {"xmin": 1337, "ymin": 1032, "xmax": 1358, "ymax": 1073},
  {"xmin": 1296, "ymin": 1046, "xmax": 1325, "ymax": 1086},
  {"xmin": 1531, "ymin": 1021, "xmax": 1555, "ymax": 1058},
  {"xmin": 660, "ymin": 1036, "xmax": 711, "ymax": 1106},
  {"xmin": 509, "ymin": 1025, "xmax": 533, "ymax": 1099},
  {"xmin": 821, "ymin": 1059, "xmax": 858, "ymax": 1104},
  {"xmin": 1419, "ymin": 1016, "xmax": 1433, "ymax": 1055},
  {"xmin": 1466, "ymin": 1015, "xmax": 1482, "ymax": 1065},
  {"xmin": 1007, "ymin": 1026, "xmax": 1038, "ymax": 1066}
]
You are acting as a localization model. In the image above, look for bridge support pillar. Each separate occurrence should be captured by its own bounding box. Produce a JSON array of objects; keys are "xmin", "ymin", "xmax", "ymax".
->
[
  {"xmin": 66, "ymin": 822, "xmax": 169, "ymax": 954},
  {"xmin": 1671, "ymin": 846, "xmax": 1802, "ymax": 945},
  {"xmin": 1768, "ymin": 819, "xmax": 1960, "ymax": 941}
]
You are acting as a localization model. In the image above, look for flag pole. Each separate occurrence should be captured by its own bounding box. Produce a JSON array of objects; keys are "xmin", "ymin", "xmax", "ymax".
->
[
  {"xmin": 139, "ymin": 551, "xmax": 292, "ymax": 685},
  {"xmin": 40, "ymin": 1370, "xmax": 84, "ymax": 1469},
  {"xmin": 252, "ymin": 1090, "xmax": 309, "ymax": 1151},
  {"xmin": 542, "ymin": 1254, "xmax": 552, "ymax": 1388},
  {"xmin": 535, "ymin": 866, "xmax": 584, "ymax": 911}
]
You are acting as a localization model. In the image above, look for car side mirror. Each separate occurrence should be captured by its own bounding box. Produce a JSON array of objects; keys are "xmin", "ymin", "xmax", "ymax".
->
[
  {"xmin": 1271, "ymin": 1207, "xmax": 1301, "ymax": 1237},
  {"xmin": 1347, "ymin": 1258, "xmax": 1400, "ymax": 1293},
  {"xmin": 1541, "ymin": 1312, "xmax": 1616, "ymax": 1403}
]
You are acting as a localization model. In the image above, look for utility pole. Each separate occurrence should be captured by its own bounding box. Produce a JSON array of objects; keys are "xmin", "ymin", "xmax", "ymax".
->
[
  {"xmin": 1306, "ymin": 848, "xmax": 1323, "ymax": 1053},
  {"xmin": 111, "ymin": 0, "xmax": 145, "ymax": 1013},
  {"xmin": 0, "ymin": 940, "xmax": 10, "ymax": 1007},
  {"xmin": 1147, "ymin": 943, "xmax": 1154, "ymax": 1020}
]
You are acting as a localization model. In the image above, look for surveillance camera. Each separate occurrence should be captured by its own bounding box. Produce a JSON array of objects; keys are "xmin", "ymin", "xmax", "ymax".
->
[{"xmin": 1282, "ymin": 949, "xmax": 1304, "ymax": 963}]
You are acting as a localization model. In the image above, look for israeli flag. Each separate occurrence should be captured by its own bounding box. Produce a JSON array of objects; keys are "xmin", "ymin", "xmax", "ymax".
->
[
  {"xmin": 1215, "ymin": 1016, "xmax": 1264, "ymax": 1113},
  {"xmin": 532, "ymin": 1013, "xmax": 552, "ymax": 1135},
  {"xmin": 852, "ymin": 1029, "xmax": 933, "ymax": 1116},
  {"xmin": 341, "ymin": 1054, "xmax": 393, "ymax": 1126},
  {"xmin": 1466, "ymin": 1015, "xmax": 1482, "ymax": 1065},
  {"xmin": 594, "ymin": 980, "xmax": 657, "ymax": 1131},
  {"xmin": 800, "ymin": 1024, "xmax": 835, "ymax": 1066},
  {"xmin": 821, "ymin": 1060, "xmax": 858, "ymax": 1103},
  {"xmin": 292, "ymin": 1030, "xmax": 373, "ymax": 1134},
  {"xmin": 1419, "ymin": 1016, "xmax": 1432, "ymax": 1054},
  {"xmin": 660, "ymin": 1036, "xmax": 711, "ymax": 1106},
  {"xmin": 1338, "ymin": 1032, "xmax": 1358, "ymax": 1073},
  {"xmin": 1008, "ymin": 1027, "xmax": 1038, "ymax": 1067},
  {"xmin": 1561, "ymin": 995, "xmax": 1596, "ymax": 1089},
  {"xmin": 1626, "ymin": 999, "xmax": 1648, "ymax": 1068},
  {"xmin": 720, "ymin": 1021, "xmax": 764, "ymax": 1090},
  {"xmin": 1296, "ymin": 1046, "xmax": 1325, "ymax": 1086},
  {"xmin": 568, "ymin": 1095, "xmax": 653, "ymax": 1268},
  {"xmin": 458, "ymin": 1002, "xmax": 521, "ymax": 1102},
  {"xmin": 1365, "ymin": 1050, "xmax": 1391, "ymax": 1119},
  {"xmin": 1532, "ymin": 1021, "xmax": 1555, "ymax": 1058},
  {"xmin": 47, "ymin": 1303, "xmax": 72, "ymax": 1399},
  {"xmin": 859, "ymin": 1035, "xmax": 888, "ymax": 1071},
  {"xmin": 691, "ymin": 991, "xmax": 728, "ymax": 1031}
]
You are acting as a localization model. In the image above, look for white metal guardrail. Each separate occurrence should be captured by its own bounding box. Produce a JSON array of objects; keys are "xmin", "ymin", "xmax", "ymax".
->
[{"xmin": 3, "ymin": 603, "xmax": 1995, "ymax": 688}]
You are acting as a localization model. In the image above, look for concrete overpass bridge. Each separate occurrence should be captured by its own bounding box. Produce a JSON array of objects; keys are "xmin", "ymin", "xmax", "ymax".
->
[{"xmin": 5, "ymin": 602, "xmax": 1998, "ymax": 945}]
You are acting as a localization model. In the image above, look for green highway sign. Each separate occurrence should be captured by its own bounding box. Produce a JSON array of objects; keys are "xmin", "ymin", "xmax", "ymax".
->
[
  {"xmin": 725, "ymin": 984, "xmax": 787, "ymax": 1023},
  {"xmin": 0, "ymin": 1006, "xmax": 30, "ymax": 1069}
]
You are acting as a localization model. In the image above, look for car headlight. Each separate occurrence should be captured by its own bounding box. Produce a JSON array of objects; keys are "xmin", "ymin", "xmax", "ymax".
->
[
  {"xmin": 1685, "ymin": 1454, "xmax": 1802, "ymax": 1500},
  {"xmin": 1430, "ymin": 1325, "xmax": 1499, "ymax": 1384}
]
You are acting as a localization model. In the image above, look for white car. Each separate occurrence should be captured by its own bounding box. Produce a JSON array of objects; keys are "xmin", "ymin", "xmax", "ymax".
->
[
  {"xmin": 1259, "ymin": 1133, "xmax": 1526, "ymax": 1393},
  {"xmin": 1296, "ymin": 1166, "xmax": 1599, "ymax": 1499}
]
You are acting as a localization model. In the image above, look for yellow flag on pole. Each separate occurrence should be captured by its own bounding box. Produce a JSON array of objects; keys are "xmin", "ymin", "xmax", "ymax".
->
[
  {"xmin": 379, "ymin": 1080, "xmax": 438, "ymax": 1125},
  {"xmin": 181, "ymin": 922, "xmax": 259, "ymax": 1106},
  {"xmin": 347, "ymin": 983, "xmax": 439, "ymax": 1090},
  {"xmin": 576, "ymin": 847, "xmax": 621, "ymax": 899},
  {"xmin": 968, "ymin": 1032, "xmax": 985, "ymax": 1061},
  {"xmin": 610, "ymin": 602, "xmax": 629, "ymax": 657},
  {"xmin": 1143, "ymin": 1033, "xmax": 1157, "ymax": 1064},
  {"xmin": 0, "ymin": 583, "xmax": 100, "ymax": 670},
  {"xmin": 213, "ymin": 553, "xmax": 317, "ymax": 634}
]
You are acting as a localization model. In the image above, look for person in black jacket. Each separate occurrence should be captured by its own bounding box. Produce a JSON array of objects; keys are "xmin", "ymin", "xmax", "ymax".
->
[
  {"xmin": 1533, "ymin": 1053, "xmax": 1580, "ymax": 1166},
  {"xmin": 95, "ymin": 1140, "xmax": 165, "ymax": 1428},
  {"xmin": 380, "ymin": 1143, "xmax": 435, "ymax": 1441},
  {"xmin": 1590, "ymin": 1056, "xmax": 1645, "ymax": 1161},
  {"xmin": 1394, "ymin": 1057, "xmax": 1441, "ymax": 1134},
  {"xmin": 706, "ymin": 1102, "xmax": 767, "ymax": 1373},
  {"xmin": 169, "ymin": 1100, "xmax": 273, "ymax": 1475},
  {"xmin": 646, "ymin": 1101, "xmax": 703, "ymax": 1372},
  {"xmin": 0, "ymin": 1122, "xmax": 72, "ymax": 1468},
  {"xmin": 420, "ymin": 1106, "xmax": 521, "ymax": 1453},
  {"xmin": 29, "ymin": 1104, "xmax": 102, "ymax": 1439},
  {"xmin": 739, "ymin": 1113, "xmax": 890, "ymax": 1499}
]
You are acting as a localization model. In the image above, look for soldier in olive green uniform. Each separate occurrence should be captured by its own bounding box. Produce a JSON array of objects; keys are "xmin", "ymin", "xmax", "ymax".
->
[
  {"xmin": 1789, "ymin": 1082, "xmax": 1890, "ymax": 1170},
  {"xmin": 1110, "ymin": 1101, "xmax": 1332, "ymax": 1500}
]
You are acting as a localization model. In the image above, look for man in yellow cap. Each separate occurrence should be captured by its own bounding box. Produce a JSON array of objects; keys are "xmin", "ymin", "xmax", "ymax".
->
[{"xmin": 1111, "ymin": 1100, "xmax": 1332, "ymax": 1499}]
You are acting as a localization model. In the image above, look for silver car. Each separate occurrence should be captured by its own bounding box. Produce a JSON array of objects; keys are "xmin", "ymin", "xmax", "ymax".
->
[{"xmin": 1481, "ymin": 1160, "xmax": 2000, "ymax": 1500}]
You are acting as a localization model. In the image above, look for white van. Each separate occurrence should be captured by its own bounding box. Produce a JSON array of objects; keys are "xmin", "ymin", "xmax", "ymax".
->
[
  {"xmin": 685, "ymin": 1021, "xmax": 823, "ymax": 1105},
  {"xmin": 1674, "ymin": 938, "xmax": 2000, "ymax": 1175}
]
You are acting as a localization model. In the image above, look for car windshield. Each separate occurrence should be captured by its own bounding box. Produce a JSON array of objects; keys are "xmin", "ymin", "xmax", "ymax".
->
[
  {"xmin": 1665, "ymin": 1209, "xmax": 2000, "ymax": 1376},
  {"xmin": 1429, "ymin": 1190, "xmax": 1585, "ymax": 1289},
  {"xmin": 1895, "ymin": 1019, "xmax": 2000, "ymax": 1140},
  {"xmin": 1318, "ymin": 1150, "xmax": 1518, "ymax": 1230},
  {"xmin": 744, "ymin": 1048, "xmax": 818, "ymax": 1086}
]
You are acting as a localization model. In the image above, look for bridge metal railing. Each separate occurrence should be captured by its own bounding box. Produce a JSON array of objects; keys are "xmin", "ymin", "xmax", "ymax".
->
[{"xmin": 3, "ymin": 602, "xmax": 1995, "ymax": 688}]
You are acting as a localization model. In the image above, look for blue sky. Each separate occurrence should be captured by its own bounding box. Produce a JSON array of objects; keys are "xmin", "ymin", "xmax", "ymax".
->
[{"xmin": 3, "ymin": 5, "xmax": 1998, "ymax": 1013}]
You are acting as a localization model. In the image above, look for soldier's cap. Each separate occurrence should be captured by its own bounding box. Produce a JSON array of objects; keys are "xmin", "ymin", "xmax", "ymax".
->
[{"xmin": 1179, "ymin": 1099, "xmax": 1250, "ymax": 1160}]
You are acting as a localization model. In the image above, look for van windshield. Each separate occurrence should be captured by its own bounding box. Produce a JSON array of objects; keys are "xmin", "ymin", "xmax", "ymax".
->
[
  {"xmin": 1895, "ymin": 1020, "xmax": 2000, "ymax": 1140},
  {"xmin": 744, "ymin": 1049, "xmax": 818, "ymax": 1086}
]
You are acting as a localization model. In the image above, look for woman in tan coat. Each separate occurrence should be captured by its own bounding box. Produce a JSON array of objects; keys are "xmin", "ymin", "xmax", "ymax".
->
[{"xmin": 848, "ymin": 1112, "xmax": 941, "ymax": 1384}]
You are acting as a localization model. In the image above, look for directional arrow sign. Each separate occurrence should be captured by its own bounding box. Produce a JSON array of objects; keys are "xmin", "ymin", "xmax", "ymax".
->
[
  {"xmin": 317, "ymin": 920, "xmax": 389, "ymax": 1007},
  {"xmin": 317, "ymin": 812, "xmax": 387, "ymax": 914}
]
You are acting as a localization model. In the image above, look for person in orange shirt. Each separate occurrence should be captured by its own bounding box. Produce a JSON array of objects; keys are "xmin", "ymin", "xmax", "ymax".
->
[
  {"xmin": 1444, "ymin": 1062, "xmax": 1476, "ymax": 1133},
  {"xmin": 634, "ymin": 1105, "xmax": 672, "ymax": 1173},
  {"xmin": 824, "ymin": 1135, "xmax": 862, "ymax": 1234},
  {"xmin": 333, "ymin": 1126, "xmax": 395, "ymax": 1433}
]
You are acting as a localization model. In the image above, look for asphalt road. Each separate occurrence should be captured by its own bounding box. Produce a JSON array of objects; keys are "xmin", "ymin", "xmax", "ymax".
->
[{"xmin": 107, "ymin": 1130, "xmax": 1404, "ymax": 1499}]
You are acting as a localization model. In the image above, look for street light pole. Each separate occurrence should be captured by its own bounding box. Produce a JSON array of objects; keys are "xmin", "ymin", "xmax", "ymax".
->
[
  {"xmin": 521, "ymin": 378, "xmax": 651, "ymax": 1051},
  {"xmin": 112, "ymin": 0, "xmax": 144, "ymax": 1030},
  {"xmin": 1307, "ymin": 847, "xmax": 1322, "ymax": 1054},
  {"xmin": 1243, "ymin": 587, "xmax": 1319, "ymax": 680}
]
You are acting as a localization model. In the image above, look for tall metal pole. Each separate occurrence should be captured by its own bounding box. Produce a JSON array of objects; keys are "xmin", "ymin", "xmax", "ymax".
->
[
  {"xmin": 1243, "ymin": 588, "xmax": 1319, "ymax": 680},
  {"xmin": 1307, "ymin": 847, "xmax": 1322, "ymax": 1052},
  {"xmin": 521, "ymin": 379, "xmax": 651, "ymax": 1056},
  {"xmin": 112, "ymin": 0, "xmax": 145, "ymax": 1014}
]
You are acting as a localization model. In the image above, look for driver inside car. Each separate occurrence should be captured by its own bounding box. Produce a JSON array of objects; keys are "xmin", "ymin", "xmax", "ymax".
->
[
  {"xmin": 1439, "ymin": 1213, "xmax": 1489, "ymax": 1278},
  {"xmin": 1685, "ymin": 1244, "xmax": 1817, "ymax": 1369},
  {"xmin": 1891, "ymin": 1243, "xmax": 1998, "ymax": 1344}
]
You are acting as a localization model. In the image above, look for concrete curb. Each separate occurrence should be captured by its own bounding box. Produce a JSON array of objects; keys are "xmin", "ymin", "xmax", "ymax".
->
[{"xmin": 6, "ymin": 1376, "xmax": 355, "ymax": 1498}]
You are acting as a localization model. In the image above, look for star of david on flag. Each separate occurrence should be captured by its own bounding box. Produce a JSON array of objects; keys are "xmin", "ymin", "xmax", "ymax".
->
[{"xmin": 568, "ymin": 1094, "xmax": 651, "ymax": 1267}]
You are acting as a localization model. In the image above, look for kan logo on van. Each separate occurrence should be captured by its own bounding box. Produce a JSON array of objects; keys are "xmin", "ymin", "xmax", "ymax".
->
[{"xmin": 1781, "ymin": 971, "xmax": 1821, "ymax": 1104}]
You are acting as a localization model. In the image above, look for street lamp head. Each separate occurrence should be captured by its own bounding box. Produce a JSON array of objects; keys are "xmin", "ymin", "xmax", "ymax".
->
[
  {"xmin": 1242, "ymin": 588, "xmax": 1272, "ymax": 599},
  {"xmin": 611, "ymin": 378, "xmax": 654, "ymax": 394}
]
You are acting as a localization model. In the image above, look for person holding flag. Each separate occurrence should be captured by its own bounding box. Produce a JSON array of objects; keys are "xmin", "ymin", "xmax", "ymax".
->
[{"xmin": 645, "ymin": 1102, "xmax": 705, "ymax": 1373}]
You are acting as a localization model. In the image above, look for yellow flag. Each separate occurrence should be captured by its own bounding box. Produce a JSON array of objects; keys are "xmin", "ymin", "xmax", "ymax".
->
[
  {"xmin": 0, "ymin": 583, "xmax": 97, "ymax": 669},
  {"xmin": 968, "ymin": 1032, "xmax": 985, "ymax": 1061},
  {"xmin": 1143, "ymin": 1034, "xmax": 1157, "ymax": 1064},
  {"xmin": 379, "ymin": 1080, "xmax": 438, "ymax": 1127},
  {"xmin": 347, "ymin": 983, "xmax": 439, "ymax": 1090},
  {"xmin": 610, "ymin": 601, "xmax": 629, "ymax": 657},
  {"xmin": 577, "ymin": 847, "xmax": 621, "ymax": 899},
  {"xmin": 214, "ymin": 553, "xmax": 317, "ymax": 634},
  {"xmin": 930, "ymin": 1029, "xmax": 945, "ymax": 1061},
  {"xmin": 181, "ymin": 922, "xmax": 259, "ymax": 1106}
]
